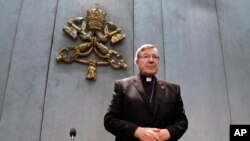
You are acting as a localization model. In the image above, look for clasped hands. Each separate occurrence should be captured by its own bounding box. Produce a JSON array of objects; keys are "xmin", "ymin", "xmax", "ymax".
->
[{"xmin": 134, "ymin": 127, "xmax": 170, "ymax": 141}]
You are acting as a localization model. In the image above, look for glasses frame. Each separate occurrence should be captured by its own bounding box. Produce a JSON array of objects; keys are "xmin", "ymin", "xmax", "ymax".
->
[{"xmin": 138, "ymin": 55, "xmax": 160, "ymax": 61}]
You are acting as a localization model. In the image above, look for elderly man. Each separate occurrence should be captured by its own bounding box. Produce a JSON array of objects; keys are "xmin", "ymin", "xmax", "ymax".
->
[{"xmin": 104, "ymin": 44, "xmax": 188, "ymax": 141}]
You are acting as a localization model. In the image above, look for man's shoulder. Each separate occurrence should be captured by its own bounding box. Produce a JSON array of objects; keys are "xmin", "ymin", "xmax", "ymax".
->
[
  {"xmin": 117, "ymin": 76, "xmax": 137, "ymax": 83},
  {"xmin": 157, "ymin": 79, "xmax": 180, "ymax": 88},
  {"xmin": 114, "ymin": 76, "xmax": 137, "ymax": 91},
  {"xmin": 158, "ymin": 79, "xmax": 181, "ymax": 95}
]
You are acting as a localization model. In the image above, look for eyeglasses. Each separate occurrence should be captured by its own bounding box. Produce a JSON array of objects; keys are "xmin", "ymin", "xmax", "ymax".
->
[{"xmin": 138, "ymin": 55, "xmax": 160, "ymax": 61}]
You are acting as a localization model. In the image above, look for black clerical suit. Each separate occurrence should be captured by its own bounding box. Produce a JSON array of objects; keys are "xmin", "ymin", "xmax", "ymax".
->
[{"xmin": 104, "ymin": 75, "xmax": 188, "ymax": 141}]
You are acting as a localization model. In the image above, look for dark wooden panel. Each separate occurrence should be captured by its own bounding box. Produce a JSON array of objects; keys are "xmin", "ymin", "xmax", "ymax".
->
[
  {"xmin": 41, "ymin": 0, "xmax": 133, "ymax": 141},
  {"xmin": 0, "ymin": 0, "xmax": 57, "ymax": 141},
  {"xmin": 162, "ymin": 0, "xmax": 230, "ymax": 140}
]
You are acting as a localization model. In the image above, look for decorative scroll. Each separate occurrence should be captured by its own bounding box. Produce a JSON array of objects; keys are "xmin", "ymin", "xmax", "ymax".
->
[{"xmin": 56, "ymin": 5, "xmax": 127, "ymax": 80}]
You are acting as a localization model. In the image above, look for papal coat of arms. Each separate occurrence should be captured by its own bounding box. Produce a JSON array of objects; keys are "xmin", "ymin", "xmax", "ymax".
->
[{"xmin": 56, "ymin": 5, "xmax": 127, "ymax": 80}]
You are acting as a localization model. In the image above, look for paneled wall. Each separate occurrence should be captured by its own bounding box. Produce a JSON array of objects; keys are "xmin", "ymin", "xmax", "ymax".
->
[{"xmin": 0, "ymin": 0, "xmax": 250, "ymax": 141}]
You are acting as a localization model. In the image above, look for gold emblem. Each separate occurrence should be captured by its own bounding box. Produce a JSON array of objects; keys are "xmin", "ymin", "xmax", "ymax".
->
[{"xmin": 56, "ymin": 5, "xmax": 127, "ymax": 80}]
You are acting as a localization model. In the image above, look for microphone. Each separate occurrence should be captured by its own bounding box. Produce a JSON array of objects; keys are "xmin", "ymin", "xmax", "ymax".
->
[{"xmin": 70, "ymin": 128, "xmax": 77, "ymax": 141}]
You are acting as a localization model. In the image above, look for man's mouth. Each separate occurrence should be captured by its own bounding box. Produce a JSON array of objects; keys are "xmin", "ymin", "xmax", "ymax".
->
[{"xmin": 147, "ymin": 66, "xmax": 156, "ymax": 69}]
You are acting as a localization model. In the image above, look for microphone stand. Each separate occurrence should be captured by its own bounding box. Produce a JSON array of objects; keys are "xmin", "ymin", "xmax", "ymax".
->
[
  {"xmin": 71, "ymin": 135, "xmax": 75, "ymax": 141},
  {"xmin": 70, "ymin": 128, "xmax": 76, "ymax": 141}
]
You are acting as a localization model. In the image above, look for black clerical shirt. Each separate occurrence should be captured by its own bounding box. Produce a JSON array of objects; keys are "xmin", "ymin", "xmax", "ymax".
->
[{"xmin": 140, "ymin": 74, "xmax": 157, "ymax": 113}]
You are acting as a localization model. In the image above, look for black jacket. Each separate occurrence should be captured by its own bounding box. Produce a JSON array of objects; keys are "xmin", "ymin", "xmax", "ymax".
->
[{"xmin": 104, "ymin": 75, "xmax": 188, "ymax": 141}]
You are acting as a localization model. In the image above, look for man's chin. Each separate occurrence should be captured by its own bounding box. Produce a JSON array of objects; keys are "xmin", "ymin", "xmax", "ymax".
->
[{"xmin": 145, "ymin": 72, "xmax": 157, "ymax": 76}]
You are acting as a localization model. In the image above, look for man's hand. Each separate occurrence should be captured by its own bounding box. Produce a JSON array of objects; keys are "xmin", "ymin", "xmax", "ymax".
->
[
  {"xmin": 134, "ymin": 127, "xmax": 171, "ymax": 141},
  {"xmin": 134, "ymin": 127, "xmax": 161, "ymax": 141},
  {"xmin": 155, "ymin": 129, "xmax": 171, "ymax": 141}
]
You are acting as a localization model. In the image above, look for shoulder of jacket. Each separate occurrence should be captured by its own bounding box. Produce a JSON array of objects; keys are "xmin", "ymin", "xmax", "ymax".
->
[
  {"xmin": 115, "ymin": 76, "xmax": 136, "ymax": 93},
  {"xmin": 117, "ymin": 76, "xmax": 136, "ymax": 83},
  {"xmin": 157, "ymin": 79, "xmax": 180, "ymax": 88}
]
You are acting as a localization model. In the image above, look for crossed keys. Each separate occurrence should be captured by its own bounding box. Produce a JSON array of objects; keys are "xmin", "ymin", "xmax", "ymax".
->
[{"xmin": 56, "ymin": 5, "xmax": 127, "ymax": 80}]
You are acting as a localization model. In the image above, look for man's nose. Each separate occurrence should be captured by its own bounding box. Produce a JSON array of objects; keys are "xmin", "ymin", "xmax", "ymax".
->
[{"xmin": 148, "ymin": 56, "xmax": 154, "ymax": 61}]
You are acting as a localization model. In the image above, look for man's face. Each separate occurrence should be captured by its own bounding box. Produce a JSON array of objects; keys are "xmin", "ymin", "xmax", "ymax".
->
[{"xmin": 136, "ymin": 48, "xmax": 159, "ymax": 76}]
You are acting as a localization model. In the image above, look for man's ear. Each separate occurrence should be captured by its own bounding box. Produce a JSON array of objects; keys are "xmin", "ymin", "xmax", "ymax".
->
[{"xmin": 135, "ymin": 60, "xmax": 138, "ymax": 65}]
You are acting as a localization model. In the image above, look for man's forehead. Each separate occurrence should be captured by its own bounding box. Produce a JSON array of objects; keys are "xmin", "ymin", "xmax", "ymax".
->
[{"xmin": 140, "ymin": 48, "xmax": 158, "ymax": 54}]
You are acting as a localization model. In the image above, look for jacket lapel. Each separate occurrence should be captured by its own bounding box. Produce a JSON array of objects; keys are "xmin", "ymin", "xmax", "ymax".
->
[
  {"xmin": 133, "ymin": 76, "xmax": 153, "ymax": 115},
  {"xmin": 132, "ymin": 76, "xmax": 168, "ymax": 123},
  {"xmin": 153, "ymin": 79, "xmax": 165, "ymax": 117}
]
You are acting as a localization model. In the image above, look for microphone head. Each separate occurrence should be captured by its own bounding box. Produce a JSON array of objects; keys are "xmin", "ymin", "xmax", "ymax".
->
[{"xmin": 70, "ymin": 128, "xmax": 77, "ymax": 137}]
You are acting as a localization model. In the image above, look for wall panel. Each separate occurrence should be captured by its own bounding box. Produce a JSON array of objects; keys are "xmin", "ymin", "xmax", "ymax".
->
[
  {"xmin": 41, "ymin": 0, "xmax": 133, "ymax": 141},
  {"xmin": 0, "ymin": 0, "xmax": 57, "ymax": 141},
  {"xmin": 0, "ymin": 0, "xmax": 249, "ymax": 141},
  {"xmin": 134, "ymin": 0, "xmax": 165, "ymax": 78},
  {"xmin": 0, "ymin": 0, "xmax": 22, "ymax": 118},
  {"xmin": 216, "ymin": 0, "xmax": 250, "ymax": 124},
  {"xmin": 162, "ymin": 0, "xmax": 230, "ymax": 140}
]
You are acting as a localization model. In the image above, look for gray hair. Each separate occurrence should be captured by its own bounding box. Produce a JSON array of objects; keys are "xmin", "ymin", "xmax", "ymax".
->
[{"xmin": 134, "ymin": 44, "xmax": 159, "ymax": 64}]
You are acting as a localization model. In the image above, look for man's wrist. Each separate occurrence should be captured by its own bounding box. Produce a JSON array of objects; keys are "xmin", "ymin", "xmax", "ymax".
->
[
  {"xmin": 134, "ymin": 127, "xmax": 141, "ymax": 138},
  {"xmin": 160, "ymin": 129, "xmax": 170, "ymax": 140}
]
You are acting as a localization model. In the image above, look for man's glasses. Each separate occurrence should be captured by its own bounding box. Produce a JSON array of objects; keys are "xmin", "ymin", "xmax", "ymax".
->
[{"xmin": 138, "ymin": 55, "xmax": 160, "ymax": 61}]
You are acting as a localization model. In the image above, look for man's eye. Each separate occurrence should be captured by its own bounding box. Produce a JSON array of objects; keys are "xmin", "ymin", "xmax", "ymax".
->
[{"xmin": 152, "ymin": 56, "xmax": 159, "ymax": 59}]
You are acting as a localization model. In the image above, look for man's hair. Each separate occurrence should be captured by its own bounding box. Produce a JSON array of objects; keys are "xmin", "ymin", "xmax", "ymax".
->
[{"xmin": 134, "ymin": 44, "xmax": 159, "ymax": 64}]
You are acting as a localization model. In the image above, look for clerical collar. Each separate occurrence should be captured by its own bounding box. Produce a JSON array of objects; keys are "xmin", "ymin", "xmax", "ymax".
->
[
  {"xmin": 140, "ymin": 74, "xmax": 155, "ymax": 82},
  {"xmin": 146, "ymin": 77, "xmax": 152, "ymax": 82}
]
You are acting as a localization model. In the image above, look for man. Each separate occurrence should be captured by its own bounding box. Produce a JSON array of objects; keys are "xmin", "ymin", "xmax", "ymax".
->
[{"xmin": 104, "ymin": 44, "xmax": 188, "ymax": 141}]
